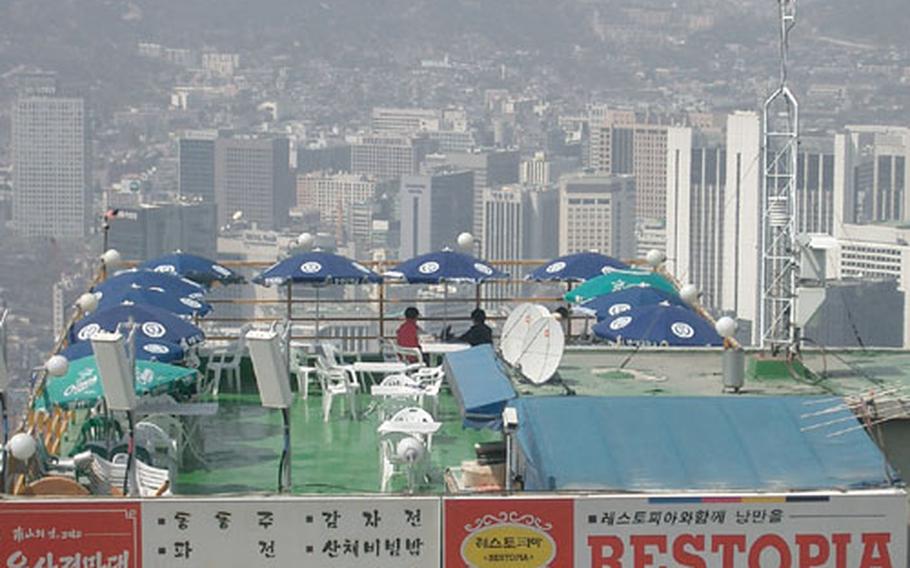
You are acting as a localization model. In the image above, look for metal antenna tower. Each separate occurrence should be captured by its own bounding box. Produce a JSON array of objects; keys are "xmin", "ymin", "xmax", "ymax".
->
[{"xmin": 760, "ymin": 0, "xmax": 799, "ymax": 354}]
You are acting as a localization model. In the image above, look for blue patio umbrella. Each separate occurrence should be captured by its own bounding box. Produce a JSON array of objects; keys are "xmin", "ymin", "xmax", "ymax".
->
[
  {"xmin": 70, "ymin": 304, "xmax": 205, "ymax": 347},
  {"xmin": 573, "ymin": 287, "xmax": 687, "ymax": 321},
  {"xmin": 96, "ymin": 287, "xmax": 213, "ymax": 318},
  {"xmin": 385, "ymin": 249, "xmax": 509, "ymax": 331},
  {"xmin": 253, "ymin": 251, "xmax": 382, "ymax": 286},
  {"xmin": 384, "ymin": 249, "xmax": 508, "ymax": 284},
  {"xmin": 95, "ymin": 269, "xmax": 206, "ymax": 300},
  {"xmin": 592, "ymin": 304, "xmax": 722, "ymax": 347},
  {"xmin": 60, "ymin": 337, "xmax": 186, "ymax": 363},
  {"xmin": 253, "ymin": 251, "xmax": 382, "ymax": 336},
  {"xmin": 140, "ymin": 252, "xmax": 245, "ymax": 287},
  {"xmin": 527, "ymin": 252, "xmax": 630, "ymax": 282}
]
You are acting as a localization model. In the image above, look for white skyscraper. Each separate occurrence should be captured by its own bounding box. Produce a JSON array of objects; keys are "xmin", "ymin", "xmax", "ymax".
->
[
  {"xmin": 722, "ymin": 112, "xmax": 762, "ymax": 343},
  {"xmin": 12, "ymin": 90, "xmax": 89, "ymax": 239},
  {"xmin": 666, "ymin": 126, "xmax": 727, "ymax": 312},
  {"xmin": 666, "ymin": 112, "xmax": 762, "ymax": 340}
]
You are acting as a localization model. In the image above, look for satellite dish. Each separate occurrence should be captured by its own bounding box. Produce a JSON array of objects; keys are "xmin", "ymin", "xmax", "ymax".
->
[
  {"xmin": 500, "ymin": 304, "xmax": 549, "ymax": 366},
  {"xmin": 516, "ymin": 316, "xmax": 565, "ymax": 385}
]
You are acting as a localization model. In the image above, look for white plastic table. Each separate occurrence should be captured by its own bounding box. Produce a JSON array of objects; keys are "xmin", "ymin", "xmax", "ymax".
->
[
  {"xmin": 420, "ymin": 342, "xmax": 470, "ymax": 365},
  {"xmin": 419, "ymin": 342, "xmax": 471, "ymax": 354},
  {"xmin": 353, "ymin": 361, "xmax": 411, "ymax": 386},
  {"xmin": 353, "ymin": 361, "xmax": 410, "ymax": 374},
  {"xmin": 377, "ymin": 420, "xmax": 442, "ymax": 436}
]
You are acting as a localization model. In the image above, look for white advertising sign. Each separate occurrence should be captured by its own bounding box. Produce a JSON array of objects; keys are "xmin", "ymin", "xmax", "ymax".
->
[
  {"xmin": 574, "ymin": 490, "xmax": 907, "ymax": 568},
  {"xmin": 142, "ymin": 496, "xmax": 440, "ymax": 567}
]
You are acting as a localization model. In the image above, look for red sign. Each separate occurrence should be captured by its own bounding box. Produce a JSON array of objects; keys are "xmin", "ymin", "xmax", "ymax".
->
[
  {"xmin": 0, "ymin": 501, "xmax": 141, "ymax": 568},
  {"xmin": 445, "ymin": 498, "xmax": 574, "ymax": 568}
]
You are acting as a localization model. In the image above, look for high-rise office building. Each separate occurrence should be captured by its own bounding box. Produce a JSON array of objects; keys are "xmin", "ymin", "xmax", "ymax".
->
[
  {"xmin": 831, "ymin": 222, "xmax": 910, "ymax": 347},
  {"xmin": 107, "ymin": 200, "xmax": 218, "ymax": 261},
  {"xmin": 399, "ymin": 169, "xmax": 474, "ymax": 258},
  {"xmin": 350, "ymin": 135, "xmax": 434, "ymax": 180},
  {"xmin": 666, "ymin": 126, "xmax": 727, "ymax": 312},
  {"xmin": 589, "ymin": 121, "xmax": 669, "ymax": 221},
  {"xmin": 12, "ymin": 82, "xmax": 90, "ymax": 239},
  {"xmin": 296, "ymin": 173, "xmax": 377, "ymax": 239},
  {"xmin": 557, "ymin": 173, "xmax": 636, "ymax": 259},
  {"xmin": 795, "ymin": 137, "xmax": 836, "ymax": 235},
  {"xmin": 520, "ymin": 152, "xmax": 580, "ymax": 186},
  {"xmin": 720, "ymin": 112, "xmax": 762, "ymax": 342},
  {"xmin": 371, "ymin": 107, "xmax": 441, "ymax": 134},
  {"xmin": 297, "ymin": 143, "xmax": 352, "ymax": 175},
  {"xmin": 214, "ymin": 136, "xmax": 292, "ymax": 230},
  {"xmin": 178, "ymin": 130, "xmax": 217, "ymax": 200},
  {"xmin": 668, "ymin": 114, "xmax": 837, "ymax": 325},
  {"xmin": 481, "ymin": 184, "xmax": 558, "ymax": 261},
  {"xmin": 834, "ymin": 126, "xmax": 910, "ymax": 227},
  {"xmin": 443, "ymin": 150, "xmax": 521, "ymax": 246}
]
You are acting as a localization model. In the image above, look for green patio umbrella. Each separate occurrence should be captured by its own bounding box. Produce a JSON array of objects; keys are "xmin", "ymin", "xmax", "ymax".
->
[
  {"xmin": 564, "ymin": 269, "xmax": 678, "ymax": 304},
  {"xmin": 37, "ymin": 356, "xmax": 197, "ymax": 410}
]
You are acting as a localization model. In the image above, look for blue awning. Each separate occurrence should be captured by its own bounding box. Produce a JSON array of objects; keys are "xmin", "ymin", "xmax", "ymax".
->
[
  {"xmin": 510, "ymin": 396, "xmax": 900, "ymax": 492},
  {"xmin": 443, "ymin": 345, "xmax": 517, "ymax": 429}
]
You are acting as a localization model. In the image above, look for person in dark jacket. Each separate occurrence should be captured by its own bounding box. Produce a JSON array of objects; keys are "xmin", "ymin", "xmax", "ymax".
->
[{"xmin": 457, "ymin": 308, "xmax": 493, "ymax": 346}]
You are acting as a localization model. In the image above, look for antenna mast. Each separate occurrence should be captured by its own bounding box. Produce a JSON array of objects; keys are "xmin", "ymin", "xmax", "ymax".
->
[{"xmin": 760, "ymin": 0, "xmax": 799, "ymax": 354}]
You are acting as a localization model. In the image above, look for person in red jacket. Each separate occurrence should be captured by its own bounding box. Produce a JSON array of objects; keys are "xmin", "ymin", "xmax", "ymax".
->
[{"xmin": 396, "ymin": 306, "xmax": 422, "ymax": 350}]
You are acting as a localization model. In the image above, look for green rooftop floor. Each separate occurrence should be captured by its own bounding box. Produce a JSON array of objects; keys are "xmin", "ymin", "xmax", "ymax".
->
[
  {"xmin": 51, "ymin": 347, "xmax": 910, "ymax": 496},
  {"xmin": 174, "ymin": 390, "xmax": 498, "ymax": 495}
]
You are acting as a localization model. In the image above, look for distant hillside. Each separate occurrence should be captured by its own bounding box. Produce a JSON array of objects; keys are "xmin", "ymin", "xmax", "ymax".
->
[{"xmin": 802, "ymin": 0, "xmax": 908, "ymax": 47}]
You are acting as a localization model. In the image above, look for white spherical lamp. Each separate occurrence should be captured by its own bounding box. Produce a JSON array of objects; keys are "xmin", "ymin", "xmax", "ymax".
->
[
  {"xmin": 101, "ymin": 249, "xmax": 122, "ymax": 268},
  {"xmin": 45, "ymin": 355, "xmax": 69, "ymax": 377},
  {"xmin": 76, "ymin": 292, "xmax": 99, "ymax": 314},
  {"xmin": 297, "ymin": 232, "xmax": 315, "ymax": 250},
  {"xmin": 8, "ymin": 432, "xmax": 37, "ymax": 462},
  {"xmin": 715, "ymin": 316, "xmax": 738, "ymax": 339},
  {"xmin": 679, "ymin": 284, "xmax": 699, "ymax": 305},
  {"xmin": 645, "ymin": 249, "xmax": 666, "ymax": 268},
  {"xmin": 395, "ymin": 436, "xmax": 426, "ymax": 463},
  {"xmin": 232, "ymin": 210, "xmax": 244, "ymax": 222},
  {"xmin": 456, "ymin": 232, "xmax": 474, "ymax": 252}
]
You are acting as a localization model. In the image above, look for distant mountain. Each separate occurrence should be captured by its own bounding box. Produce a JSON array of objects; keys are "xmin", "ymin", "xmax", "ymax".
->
[{"xmin": 802, "ymin": 0, "xmax": 908, "ymax": 47}]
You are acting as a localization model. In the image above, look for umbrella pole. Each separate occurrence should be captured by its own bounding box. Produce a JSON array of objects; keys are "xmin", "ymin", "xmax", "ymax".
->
[
  {"xmin": 443, "ymin": 283, "xmax": 448, "ymax": 335},
  {"xmin": 286, "ymin": 283, "xmax": 293, "ymax": 376},
  {"xmin": 378, "ymin": 282, "xmax": 385, "ymax": 342},
  {"xmin": 315, "ymin": 287, "xmax": 321, "ymax": 338}
]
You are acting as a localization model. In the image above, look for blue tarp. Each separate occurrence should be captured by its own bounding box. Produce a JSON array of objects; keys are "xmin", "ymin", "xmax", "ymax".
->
[
  {"xmin": 511, "ymin": 396, "xmax": 899, "ymax": 492},
  {"xmin": 444, "ymin": 345, "xmax": 517, "ymax": 429}
]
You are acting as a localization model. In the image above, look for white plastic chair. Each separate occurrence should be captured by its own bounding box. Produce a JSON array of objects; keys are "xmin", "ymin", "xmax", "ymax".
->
[
  {"xmin": 393, "ymin": 344, "xmax": 424, "ymax": 365},
  {"xmin": 410, "ymin": 366, "xmax": 445, "ymax": 415},
  {"xmin": 372, "ymin": 374, "xmax": 422, "ymax": 422},
  {"xmin": 378, "ymin": 434, "xmax": 429, "ymax": 493},
  {"xmin": 377, "ymin": 406, "xmax": 440, "ymax": 493},
  {"xmin": 133, "ymin": 421, "xmax": 179, "ymax": 481},
  {"xmin": 379, "ymin": 406, "xmax": 440, "ymax": 451},
  {"xmin": 379, "ymin": 338, "xmax": 399, "ymax": 363},
  {"xmin": 89, "ymin": 454, "xmax": 171, "ymax": 497},
  {"xmin": 207, "ymin": 325, "xmax": 251, "ymax": 395},
  {"xmin": 315, "ymin": 358, "xmax": 359, "ymax": 422},
  {"xmin": 287, "ymin": 339, "xmax": 317, "ymax": 399}
]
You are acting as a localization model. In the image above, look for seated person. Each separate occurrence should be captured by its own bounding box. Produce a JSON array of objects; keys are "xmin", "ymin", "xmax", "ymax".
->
[
  {"xmin": 456, "ymin": 308, "xmax": 493, "ymax": 346},
  {"xmin": 396, "ymin": 307, "xmax": 422, "ymax": 361}
]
